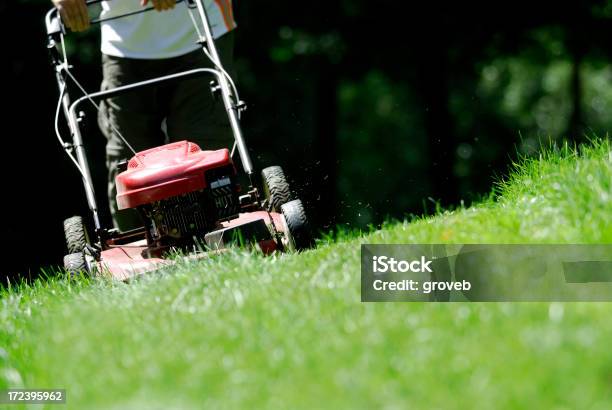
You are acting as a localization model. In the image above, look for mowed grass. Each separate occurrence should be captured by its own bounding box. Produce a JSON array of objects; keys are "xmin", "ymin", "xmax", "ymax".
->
[{"xmin": 1, "ymin": 140, "xmax": 611, "ymax": 409}]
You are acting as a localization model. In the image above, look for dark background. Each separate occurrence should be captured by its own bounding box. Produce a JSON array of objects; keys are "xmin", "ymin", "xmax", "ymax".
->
[{"xmin": 2, "ymin": 0, "xmax": 611, "ymax": 282}]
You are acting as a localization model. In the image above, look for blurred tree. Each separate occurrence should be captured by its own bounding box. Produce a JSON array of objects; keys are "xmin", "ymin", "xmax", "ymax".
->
[{"xmin": 3, "ymin": 0, "xmax": 612, "ymax": 280}]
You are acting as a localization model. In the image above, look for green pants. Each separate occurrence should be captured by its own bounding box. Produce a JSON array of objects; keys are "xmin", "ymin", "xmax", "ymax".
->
[{"xmin": 97, "ymin": 33, "xmax": 234, "ymax": 232}]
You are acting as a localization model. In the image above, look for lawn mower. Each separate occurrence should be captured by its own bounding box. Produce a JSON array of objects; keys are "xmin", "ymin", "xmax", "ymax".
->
[{"xmin": 46, "ymin": 0, "xmax": 314, "ymax": 280}]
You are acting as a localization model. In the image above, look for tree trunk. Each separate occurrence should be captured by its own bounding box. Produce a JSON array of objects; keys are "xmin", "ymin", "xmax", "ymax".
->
[
  {"xmin": 568, "ymin": 26, "xmax": 584, "ymax": 142},
  {"xmin": 416, "ymin": 41, "xmax": 459, "ymax": 208},
  {"xmin": 312, "ymin": 59, "xmax": 339, "ymax": 229}
]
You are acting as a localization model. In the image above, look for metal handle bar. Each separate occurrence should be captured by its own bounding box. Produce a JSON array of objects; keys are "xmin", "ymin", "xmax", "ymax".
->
[
  {"xmin": 68, "ymin": 68, "xmax": 218, "ymax": 107},
  {"xmin": 90, "ymin": 0, "xmax": 187, "ymax": 25},
  {"xmin": 46, "ymin": 0, "xmax": 188, "ymax": 36}
]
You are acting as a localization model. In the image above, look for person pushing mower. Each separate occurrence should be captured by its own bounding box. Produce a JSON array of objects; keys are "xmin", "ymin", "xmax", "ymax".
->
[
  {"xmin": 51, "ymin": 0, "xmax": 237, "ymax": 232},
  {"xmin": 48, "ymin": 0, "xmax": 314, "ymax": 278}
]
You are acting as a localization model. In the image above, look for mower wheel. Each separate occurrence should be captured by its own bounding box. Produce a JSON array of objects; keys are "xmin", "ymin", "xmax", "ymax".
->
[
  {"xmin": 64, "ymin": 216, "xmax": 88, "ymax": 254},
  {"xmin": 64, "ymin": 252, "xmax": 88, "ymax": 277},
  {"xmin": 262, "ymin": 166, "xmax": 293, "ymax": 212},
  {"xmin": 281, "ymin": 199, "xmax": 315, "ymax": 251}
]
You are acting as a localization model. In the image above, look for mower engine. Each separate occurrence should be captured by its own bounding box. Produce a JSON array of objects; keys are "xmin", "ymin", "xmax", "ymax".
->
[{"xmin": 115, "ymin": 141, "xmax": 241, "ymax": 249}]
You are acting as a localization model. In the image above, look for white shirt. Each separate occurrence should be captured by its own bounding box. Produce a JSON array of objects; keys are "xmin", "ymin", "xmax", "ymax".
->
[{"xmin": 100, "ymin": 0, "xmax": 236, "ymax": 59}]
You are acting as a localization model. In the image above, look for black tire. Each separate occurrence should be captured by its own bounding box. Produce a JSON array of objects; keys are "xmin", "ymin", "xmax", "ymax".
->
[
  {"xmin": 262, "ymin": 166, "xmax": 293, "ymax": 212},
  {"xmin": 64, "ymin": 216, "xmax": 88, "ymax": 254},
  {"xmin": 281, "ymin": 199, "xmax": 315, "ymax": 251},
  {"xmin": 64, "ymin": 252, "xmax": 88, "ymax": 276}
]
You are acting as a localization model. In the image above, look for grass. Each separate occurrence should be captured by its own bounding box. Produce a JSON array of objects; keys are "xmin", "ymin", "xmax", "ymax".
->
[{"xmin": 1, "ymin": 139, "xmax": 611, "ymax": 409}]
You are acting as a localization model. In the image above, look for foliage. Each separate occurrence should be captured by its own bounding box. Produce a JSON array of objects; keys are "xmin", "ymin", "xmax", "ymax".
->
[{"xmin": 3, "ymin": 0, "xmax": 612, "ymax": 277}]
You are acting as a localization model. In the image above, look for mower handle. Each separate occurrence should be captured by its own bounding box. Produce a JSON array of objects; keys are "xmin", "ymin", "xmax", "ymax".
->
[
  {"xmin": 69, "ymin": 68, "xmax": 220, "ymax": 106},
  {"xmin": 46, "ymin": 0, "xmax": 188, "ymax": 36}
]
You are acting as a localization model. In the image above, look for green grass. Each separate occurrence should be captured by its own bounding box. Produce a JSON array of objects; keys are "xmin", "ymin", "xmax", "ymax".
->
[{"xmin": 1, "ymin": 140, "xmax": 611, "ymax": 409}]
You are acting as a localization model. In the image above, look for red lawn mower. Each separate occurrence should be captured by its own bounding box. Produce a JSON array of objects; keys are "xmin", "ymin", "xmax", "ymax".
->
[{"xmin": 46, "ymin": 0, "xmax": 314, "ymax": 280}]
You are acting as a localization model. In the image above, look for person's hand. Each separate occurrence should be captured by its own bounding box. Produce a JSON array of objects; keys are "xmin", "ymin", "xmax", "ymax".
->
[
  {"xmin": 141, "ymin": 0, "xmax": 177, "ymax": 12},
  {"xmin": 52, "ymin": 0, "xmax": 90, "ymax": 32}
]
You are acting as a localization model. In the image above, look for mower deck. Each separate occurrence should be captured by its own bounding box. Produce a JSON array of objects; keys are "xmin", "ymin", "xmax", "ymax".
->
[{"xmin": 96, "ymin": 211, "xmax": 286, "ymax": 280}]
